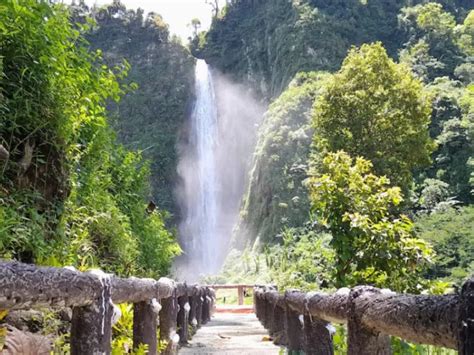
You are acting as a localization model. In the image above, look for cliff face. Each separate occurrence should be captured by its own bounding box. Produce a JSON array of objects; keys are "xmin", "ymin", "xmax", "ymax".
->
[
  {"xmin": 200, "ymin": 0, "xmax": 472, "ymax": 247},
  {"xmin": 201, "ymin": 0, "xmax": 410, "ymax": 246},
  {"xmin": 200, "ymin": 0, "xmax": 407, "ymax": 99},
  {"xmin": 74, "ymin": 2, "xmax": 195, "ymax": 219},
  {"xmin": 233, "ymin": 73, "xmax": 330, "ymax": 247}
]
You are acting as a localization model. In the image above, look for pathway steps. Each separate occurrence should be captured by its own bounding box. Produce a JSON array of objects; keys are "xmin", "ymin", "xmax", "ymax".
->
[{"xmin": 179, "ymin": 312, "xmax": 282, "ymax": 354}]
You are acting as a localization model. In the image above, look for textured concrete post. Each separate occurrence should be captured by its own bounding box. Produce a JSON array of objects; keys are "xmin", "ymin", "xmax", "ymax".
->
[
  {"xmin": 285, "ymin": 303, "xmax": 303, "ymax": 353},
  {"xmin": 254, "ymin": 289, "xmax": 265, "ymax": 323},
  {"xmin": 272, "ymin": 305, "xmax": 287, "ymax": 346},
  {"xmin": 195, "ymin": 290, "xmax": 203, "ymax": 327},
  {"xmin": 347, "ymin": 287, "xmax": 391, "ymax": 355},
  {"xmin": 177, "ymin": 293, "xmax": 190, "ymax": 344},
  {"xmin": 133, "ymin": 300, "xmax": 158, "ymax": 354},
  {"xmin": 303, "ymin": 315, "xmax": 334, "ymax": 355},
  {"xmin": 188, "ymin": 287, "xmax": 199, "ymax": 334},
  {"xmin": 459, "ymin": 277, "xmax": 474, "ymax": 354},
  {"xmin": 159, "ymin": 291, "xmax": 179, "ymax": 355},
  {"xmin": 71, "ymin": 278, "xmax": 113, "ymax": 355},
  {"xmin": 238, "ymin": 286, "xmax": 245, "ymax": 305},
  {"xmin": 202, "ymin": 289, "xmax": 210, "ymax": 324},
  {"xmin": 264, "ymin": 297, "xmax": 275, "ymax": 330}
]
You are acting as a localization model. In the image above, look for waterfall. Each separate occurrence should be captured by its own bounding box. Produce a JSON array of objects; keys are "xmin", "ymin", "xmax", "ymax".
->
[
  {"xmin": 179, "ymin": 60, "xmax": 220, "ymax": 275},
  {"xmin": 176, "ymin": 59, "xmax": 264, "ymax": 279}
]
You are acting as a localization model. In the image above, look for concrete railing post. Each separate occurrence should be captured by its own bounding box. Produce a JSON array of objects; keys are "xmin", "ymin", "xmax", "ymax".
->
[
  {"xmin": 195, "ymin": 289, "xmax": 204, "ymax": 327},
  {"xmin": 303, "ymin": 315, "xmax": 334, "ymax": 355},
  {"xmin": 272, "ymin": 304, "xmax": 287, "ymax": 346},
  {"xmin": 133, "ymin": 299, "xmax": 158, "ymax": 354},
  {"xmin": 159, "ymin": 289, "xmax": 179, "ymax": 355},
  {"xmin": 209, "ymin": 288, "xmax": 216, "ymax": 316},
  {"xmin": 238, "ymin": 286, "xmax": 244, "ymax": 305},
  {"xmin": 347, "ymin": 287, "xmax": 391, "ymax": 355},
  {"xmin": 254, "ymin": 288, "xmax": 265, "ymax": 323},
  {"xmin": 459, "ymin": 277, "xmax": 474, "ymax": 354},
  {"xmin": 177, "ymin": 288, "xmax": 190, "ymax": 345},
  {"xmin": 188, "ymin": 286, "xmax": 199, "ymax": 334},
  {"xmin": 202, "ymin": 288, "xmax": 211, "ymax": 324},
  {"xmin": 284, "ymin": 292, "xmax": 303, "ymax": 354},
  {"xmin": 265, "ymin": 297, "xmax": 275, "ymax": 330},
  {"xmin": 71, "ymin": 277, "xmax": 113, "ymax": 355}
]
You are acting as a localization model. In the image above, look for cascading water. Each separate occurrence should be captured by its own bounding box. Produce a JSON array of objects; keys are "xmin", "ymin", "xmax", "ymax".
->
[
  {"xmin": 179, "ymin": 60, "xmax": 220, "ymax": 274},
  {"xmin": 176, "ymin": 59, "xmax": 264, "ymax": 279}
]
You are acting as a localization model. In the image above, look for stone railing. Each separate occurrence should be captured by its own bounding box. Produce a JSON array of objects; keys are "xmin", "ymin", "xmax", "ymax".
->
[
  {"xmin": 206, "ymin": 284, "xmax": 254, "ymax": 305},
  {"xmin": 0, "ymin": 261, "xmax": 215, "ymax": 354},
  {"xmin": 254, "ymin": 278, "xmax": 474, "ymax": 354}
]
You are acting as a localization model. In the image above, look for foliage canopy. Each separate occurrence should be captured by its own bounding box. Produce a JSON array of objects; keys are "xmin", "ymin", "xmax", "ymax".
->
[
  {"xmin": 313, "ymin": 43, "xmax": 434, "ymax": 192},
  {"xmin": 309, "ymin": 151, "xmax": 432, "ymax": 291},
  {"xmin": 0, "ymin": 0, "xmax": 179, "ymax": 277}
]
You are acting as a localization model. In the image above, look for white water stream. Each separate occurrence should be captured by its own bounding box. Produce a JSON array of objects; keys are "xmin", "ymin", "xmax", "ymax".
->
[
  {"xmin": 178, "ymin": 60, "xmax": 219, "ymax": 275},
  {"xmin": 177, "ymin": 59, "xmax": 264, "ymax": 279}
]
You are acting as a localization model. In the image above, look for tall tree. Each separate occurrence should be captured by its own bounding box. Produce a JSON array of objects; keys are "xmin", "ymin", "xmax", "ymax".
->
[{"xmin": 313, "ymin": 42, "xmax": 434, "ymax": 192}]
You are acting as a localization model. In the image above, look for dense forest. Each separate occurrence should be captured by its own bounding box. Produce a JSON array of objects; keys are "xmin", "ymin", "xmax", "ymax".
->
[
  {"xmin": 197, "ymin": 0, "xmax": 473, "ymax": 294},
  {"xmin": 0, "ymin": 0, "xmax": 189, "ymax": 279},
  {"xmin": 71, "ymin": 0, "xmax": 195, "ymax": 219},
  {"xmin": 0, "ymin": 0, "xmax": 473, "ymax": 353}
]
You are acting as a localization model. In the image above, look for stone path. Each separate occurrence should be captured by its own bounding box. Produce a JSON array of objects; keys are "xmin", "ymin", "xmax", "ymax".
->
[{"xmin": 179, "ymin": 312, "xmax": 282, "ymax": 354}]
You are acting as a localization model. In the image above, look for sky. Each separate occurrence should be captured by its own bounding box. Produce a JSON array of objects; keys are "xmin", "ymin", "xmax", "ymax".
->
[{"xmin": 81, "ymin": 0, "xmax": 224, "ymax": 40}]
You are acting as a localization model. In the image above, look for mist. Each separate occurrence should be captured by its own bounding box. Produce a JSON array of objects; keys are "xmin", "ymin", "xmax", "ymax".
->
[{"xmin": 174, "ymin": 60, "xmax": 265, "ymax": 281}]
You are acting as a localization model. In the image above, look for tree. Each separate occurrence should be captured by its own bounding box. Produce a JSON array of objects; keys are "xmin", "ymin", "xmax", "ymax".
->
[
  {"xmin": 205, "ymin": 0, "xmax": 219, "ymax": 18},
  {"xmin": 313, "ymin": 43, "xmax": 434, "ymax": 192},
  {"xmin": 189, "ymin": 18, "xmax": 202, "ymax": 37},
  {"xmin": 457, "ymin": 10, "xmax": 474, "ymax": 57},
  {"xmin": 416, "ymin": 206, "xmax": 474, "ymax": 284},
  {"xmin": 309, "ymin": 151, "xmax": 432, "ymax": 292},
  {"xmin": 398, "ymin": 3, "xmax": 463, "ymax": 80},
  {"xmin": 414, "ymin": 78, "xmax": 474, "ymax": 206}
]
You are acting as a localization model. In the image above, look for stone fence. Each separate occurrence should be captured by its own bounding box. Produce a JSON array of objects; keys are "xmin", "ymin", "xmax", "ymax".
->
[
  {"xmin": 0, "ymin": 261, "xmax": 215, "ymax": 354},
  {"xmin": 254, "ymin": 278, "xmax": 473, "ymax": 354}
]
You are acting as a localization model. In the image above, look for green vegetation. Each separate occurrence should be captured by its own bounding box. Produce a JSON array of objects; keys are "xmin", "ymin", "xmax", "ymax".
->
[
  {"xmin": 1, "ymin": 0, "xmax": 473, "ymax": 352},
  {"xmin": 205, "ymin": 1, "xmax": 472, "ymax": 298},
  {"xmin": 0, "ymin": 0, "xmax": 179, "ymax": 277},
  {"xmin": 197, "ymin": 0, "xmax": 408, "ymax": 98},
  {"xmin": 72, "ymin": 1, "xmax": 195, "ymax": 219},
  {"xmin": 234, "ymin": 72, "xmax": 330, "ymax": 246},
  {"xmin": 265, "ymin": 227, "xmax": 334, "ymax": 291},
  {"xmin": 313, "ymin": 43, "xmax": 434, "ymax": 192},
  {"xmin": 416, "ymin": 206, "xmax": 474, "ymax": 283},
  {"xmin": 309, "ymin": 152, "xmax": 432, "ymax": 291}
]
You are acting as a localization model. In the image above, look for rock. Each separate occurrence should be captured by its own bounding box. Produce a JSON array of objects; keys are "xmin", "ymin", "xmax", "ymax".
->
[
  {"xmin": 0, "ymin": 144, "xmax": 9, "ymax": 161},
  {"xmin": 2, "ymin": 326, "xmax": 51, "ymax": 355},
  {"xmin": 5, "ymin": 310, "xmax": 43, "ymax": 332}
]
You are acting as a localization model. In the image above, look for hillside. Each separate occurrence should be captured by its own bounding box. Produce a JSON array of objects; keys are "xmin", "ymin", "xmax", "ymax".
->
[
  {"xmin": 199, "ymin": 0, "xmax": 473, "ymax": 252},
  {"xmin": 72, "ymin": 1, "xmax": 195, "ymax": 219}
]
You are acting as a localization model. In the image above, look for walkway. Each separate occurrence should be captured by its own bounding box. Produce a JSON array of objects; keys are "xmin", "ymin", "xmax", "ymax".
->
[{"xmin": 179, "ymin": 312, "xmax": 282, "ymax": 354}]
